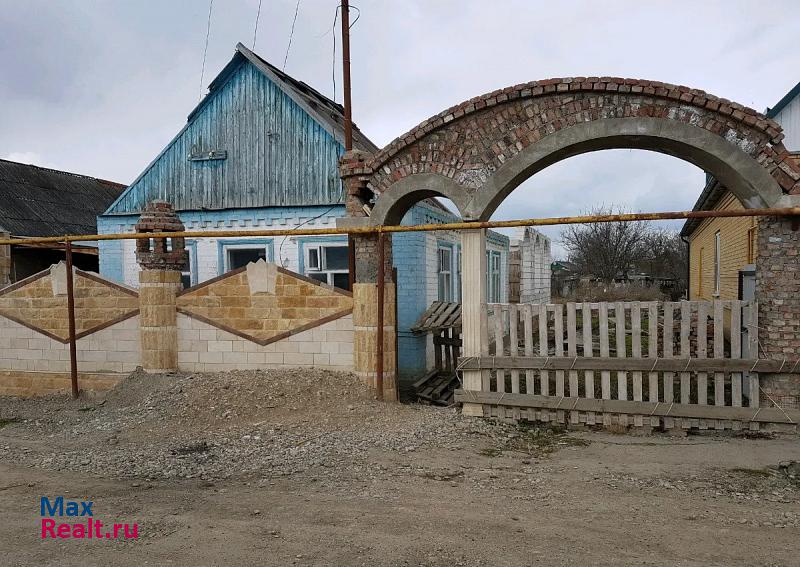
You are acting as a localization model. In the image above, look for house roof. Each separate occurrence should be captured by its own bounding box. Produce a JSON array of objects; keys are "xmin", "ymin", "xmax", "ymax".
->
[
  {"xmin": 207, "ymin": 44, "xmax": 378, "ymax": 153},
  {"xmin": 103, "ymin": 44, "xmax": 379, "ymax": 215},
  {"xmin": 766, "ymin": 79, "xmax": 800, "ymax": 119},
  {"xmin": 682, "ymin": 80, "xmax": 800, "ymax": 237},
  {"xmin": 0, "ymin": 159, "xmax": 125, "ymax": 237}
]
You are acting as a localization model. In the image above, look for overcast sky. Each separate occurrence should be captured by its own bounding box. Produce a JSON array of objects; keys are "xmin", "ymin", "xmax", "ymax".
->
[{"xmin": 1, "ymin": 1, "xmax": 798, "ymax": 257}]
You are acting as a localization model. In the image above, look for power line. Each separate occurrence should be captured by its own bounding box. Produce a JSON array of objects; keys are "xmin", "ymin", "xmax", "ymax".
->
[
  {"xmin": 252, "ymin": 0, "xmax": 263, "ymax": 49},
  {"xmin": 330, "ymin": 4, "xmax": 359, "ymax": 103},
  {"xmin": 331, "ymin": 4, "xmax": 340, "ymax": 102},
  {"xmin": 198, "ymin": 0, "xmax": 214, "ymax": 101},
  {"xmin": 283, "ymin": 0, "xmax": 302, "ymax": 71}
]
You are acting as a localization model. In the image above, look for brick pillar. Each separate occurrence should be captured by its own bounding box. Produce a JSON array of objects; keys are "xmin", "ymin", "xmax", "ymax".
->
[
  {"xmin": 755, "ymin": 215, "xmax": 800, "ymax": 409},
  {"xmin": 135, "ymin": 201, "xmax": 188, "ymax": 373},
  {"xmin": 341, "ymin": 151, "xmax": 398, "ymax": 401},
  {"xmin": 0, "ymin": 231, "xmax": 10, "ymax": 287}
]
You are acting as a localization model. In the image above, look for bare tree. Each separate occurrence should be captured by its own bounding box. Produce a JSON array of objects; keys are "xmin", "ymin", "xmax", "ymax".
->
[
  {"xmin": 561, "ymin": 206, "xmax": 650, "ymax": 282},
  {"xmin": 640, "ymin": 228, "xmax": 689, "ymax": 299}
]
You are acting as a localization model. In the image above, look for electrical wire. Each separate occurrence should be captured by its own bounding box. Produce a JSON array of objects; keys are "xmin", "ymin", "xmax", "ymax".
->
[
  {"xmin": 330, "ymin": 4, "xmax": 360, "ymax": 103},
  {"xmin": 198, "ymin": 0, "xmax": 214, "ymax": 101},
  {"xmin": 283, "ymin": 0, "xmax": 302, "ymax": 71},
  {"xmin": 252, "ymin": 0, "xmax": 263, "ymax": 49},
  {"xmin": 278, "ymin": 3, "xmax": 360, "ymax": 266}
]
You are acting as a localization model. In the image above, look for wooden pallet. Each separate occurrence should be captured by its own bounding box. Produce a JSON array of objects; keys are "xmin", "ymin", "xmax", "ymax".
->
[{"xmin": 413, "ymin": 370, "xmax": 459, "ymax": 406}]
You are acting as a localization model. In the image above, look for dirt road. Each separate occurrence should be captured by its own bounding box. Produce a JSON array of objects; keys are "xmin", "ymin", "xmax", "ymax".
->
[{"xmin": 0, "ymin": 370, "xmax": 798, "ymax": 566}]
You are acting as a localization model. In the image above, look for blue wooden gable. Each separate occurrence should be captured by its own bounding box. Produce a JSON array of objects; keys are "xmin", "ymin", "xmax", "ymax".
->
[{"xmin": 105, "ymin": 44, "xmax": 377, "ymax": 215}]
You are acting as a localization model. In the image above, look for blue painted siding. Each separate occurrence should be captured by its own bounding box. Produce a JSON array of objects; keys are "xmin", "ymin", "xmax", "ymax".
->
[{"xmin": 105, "ymin": 60, "xmax": 345, "ymax": 214}]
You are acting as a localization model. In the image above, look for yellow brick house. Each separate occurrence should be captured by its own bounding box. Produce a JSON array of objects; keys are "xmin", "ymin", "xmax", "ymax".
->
[{"xmin": 682, "ymin": 80, "xmax": 800, "ymax": 301}]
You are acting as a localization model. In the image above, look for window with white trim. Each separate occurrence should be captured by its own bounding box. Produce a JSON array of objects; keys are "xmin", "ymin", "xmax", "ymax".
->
[
  {"xmin": 437, "ymin": 246, "xmax": 454, "ymax": 301},
  {"xmin": 486, "ymin": 250, "xmax": 502, "ymax": 303},
  {"xmin": 224, "ymin": 244, "xmax": 269, "ymax": 272},
  {"xmin": 305, "ymin": 243, "xmax": 350, "ymax": 290},
  {"xmin": 180, "ymin": 247, "xmax": 195, "ymax": 289}
]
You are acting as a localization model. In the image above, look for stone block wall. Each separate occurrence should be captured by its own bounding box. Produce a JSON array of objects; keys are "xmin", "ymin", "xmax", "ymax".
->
[
  {"xmin": 177, "ymin": 313, "xmax": 353, "ymax": 372},
  {"xmin": 176, "ymin": 265, "xmax": 353, "ymax": 343},
  {"xmin": 0, "ymin": 314, "xmax": 141, "ymax": 374},
  {"xmin": 0, "ymin": 266, "xmax": 139, "ymax": 341},
  {"xmin": 0, "ymin": 260, "xmax": 356, "ymax": 396},
  {"xmin": 139, "ymin": 270, "xmax": 182, "ymax": 371},
  {"xmin": 352, "ymin": 282, "xmax": 396, "ymax": 400}
]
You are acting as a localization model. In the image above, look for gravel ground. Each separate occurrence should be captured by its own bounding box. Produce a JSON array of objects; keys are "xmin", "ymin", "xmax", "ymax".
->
[
  {"xmin": 0, "ymin": 369, "xmax": 508, "ymax": 481},
  {"xmin": 1, "ymin": 369, "xmax": 799, "ymax": 566}
]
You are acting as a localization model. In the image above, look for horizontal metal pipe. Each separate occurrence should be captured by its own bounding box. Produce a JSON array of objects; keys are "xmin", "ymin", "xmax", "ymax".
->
[{"xmin": 1, "ymin": 207, "xmax": 799, "ymax": 246}]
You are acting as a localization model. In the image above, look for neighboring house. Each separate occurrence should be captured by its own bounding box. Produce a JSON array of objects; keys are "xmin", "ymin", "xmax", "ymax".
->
[
  {"xmin": 96, "ymin": 43, "xmax": 510, "ymax": 382},
  {"xmin": 508, "ymin": 227, "xmax": 552, "ymax": 305},
  {"xmin": 0, "ymin": 159, "xmax": 126, "ymax": 285},
  {"xmin": 682, "ymin": 80, "xmax": 800, "ymax": 301}
]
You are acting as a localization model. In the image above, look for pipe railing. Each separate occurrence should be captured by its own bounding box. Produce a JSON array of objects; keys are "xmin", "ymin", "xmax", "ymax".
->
[{"xmin": 2, "ymin": 207, "xmax": 799, "ymax": 247}]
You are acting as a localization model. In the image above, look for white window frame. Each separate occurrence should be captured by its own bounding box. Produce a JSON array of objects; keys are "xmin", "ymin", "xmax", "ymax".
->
[
  {"xmin": 304, "ymin": 242, "xmax": 350, "ymax": 287},
  {"xmin": 437, "ymin": 245, "xmax": 454, "ymax": 302},
  {"xmin": 713, "ymin": 230, "xmax": 721, "ymax": 296},
  {"xmin": 486, "ymin": 250, "xmax": 502, "ymax": 303},
  {"xmin": 223, "ymin": 243, "xmax": 271, "ymax": 273}
]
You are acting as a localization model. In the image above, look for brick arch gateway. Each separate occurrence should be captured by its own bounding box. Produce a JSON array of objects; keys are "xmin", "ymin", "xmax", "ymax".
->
[{"xmin": 340, "ymin": 78, "xmax": 800, "ymax": 401}]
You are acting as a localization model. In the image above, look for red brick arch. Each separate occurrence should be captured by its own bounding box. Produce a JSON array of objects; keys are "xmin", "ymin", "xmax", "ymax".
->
[{"xmin": 342, "ymin": 78, "xmax": 800, "ymax": 223}]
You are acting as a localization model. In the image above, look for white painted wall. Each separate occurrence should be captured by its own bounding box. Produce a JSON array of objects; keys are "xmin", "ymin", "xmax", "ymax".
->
[
  {"xmin": 513, "ymin": 227, "xmax": 552, "ymax": 304},
  {"xmin": 773, "ymin": 92, "xmax": 800, "ymax": 152}
]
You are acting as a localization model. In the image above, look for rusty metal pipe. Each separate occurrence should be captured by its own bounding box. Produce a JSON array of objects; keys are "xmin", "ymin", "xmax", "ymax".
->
[
  {"xmin": 341, "ymin": 0, "xmax": 353, "ymax": 151},
  {"xmin": 2, "ymin": 207, "xmax": 799, "ymax": 247},
  {"xmin": 376, "ymin": 230, "xmax": 385, "ymax": 401},
  {"xmin": 65, "ymin": 241, "xmax": 79, "ymax": 399}
]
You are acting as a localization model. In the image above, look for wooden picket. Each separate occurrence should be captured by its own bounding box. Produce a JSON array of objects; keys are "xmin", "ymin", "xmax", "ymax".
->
[{"xmin": 458, "ymin": 299, "xmax": 798, "ymax": 431}]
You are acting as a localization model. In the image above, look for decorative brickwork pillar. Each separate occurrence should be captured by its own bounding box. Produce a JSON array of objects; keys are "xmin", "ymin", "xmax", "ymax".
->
[
  {"xmin": 755, "ymin": 215, "xmax": 800, "ymax": 409},
  {"xmin": 342, "ymin": 151, "xmax": 398, "ymax": 401},
  {"xmin": 0, "ymin": 231, "xmax": 10, "ymax": 287},
  {"xmin": 135, "ymin": 201, "xmax": 188, "ymax": 372}
]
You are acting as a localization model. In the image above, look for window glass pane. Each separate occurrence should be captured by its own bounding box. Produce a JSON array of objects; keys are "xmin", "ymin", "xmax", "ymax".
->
[
  {"xmin": 324, "ymin": 246, "xmax": 349, "ymax": 270},
  {"xmin": 228, "ymin": 248, "xmax": 266, "ymax": 270},
  {"xmin": 180, "ymin": 273, "xmax": 192, "ymax": 289},
  {"xmin": 332, "ymin": 272, "xmax": 350, "ymax": 291},
  {"xmin": 307, "ymin": 247, "xmax": 320, "ymax": 270},
  {"xmin": 438, "ymin": 272, "xmax": 452, "ymax": 301},
  {"xmin": 439, "ymin": 248, "xmax": 452, "ymax": 272},
  {"xmin": 308, "ymin": 272, "xmax": 327, "ymax": 284}
]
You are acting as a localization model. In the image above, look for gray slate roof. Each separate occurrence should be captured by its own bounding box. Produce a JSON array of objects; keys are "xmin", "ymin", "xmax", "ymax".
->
[{"xmin": 0, "ymin": 159, "xmax": 126, "ymax": 237}]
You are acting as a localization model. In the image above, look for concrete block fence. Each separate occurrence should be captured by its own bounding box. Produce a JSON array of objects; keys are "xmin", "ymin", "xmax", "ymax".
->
[{"xmin": 0, "ymin": 261, "xmax": 354, "ymax": 396}]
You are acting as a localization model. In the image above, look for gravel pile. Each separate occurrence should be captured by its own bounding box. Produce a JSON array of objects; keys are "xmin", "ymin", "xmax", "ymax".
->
[{"xmin": 0, "ymin": 369, "xmax": 506, "ymax": 481}]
